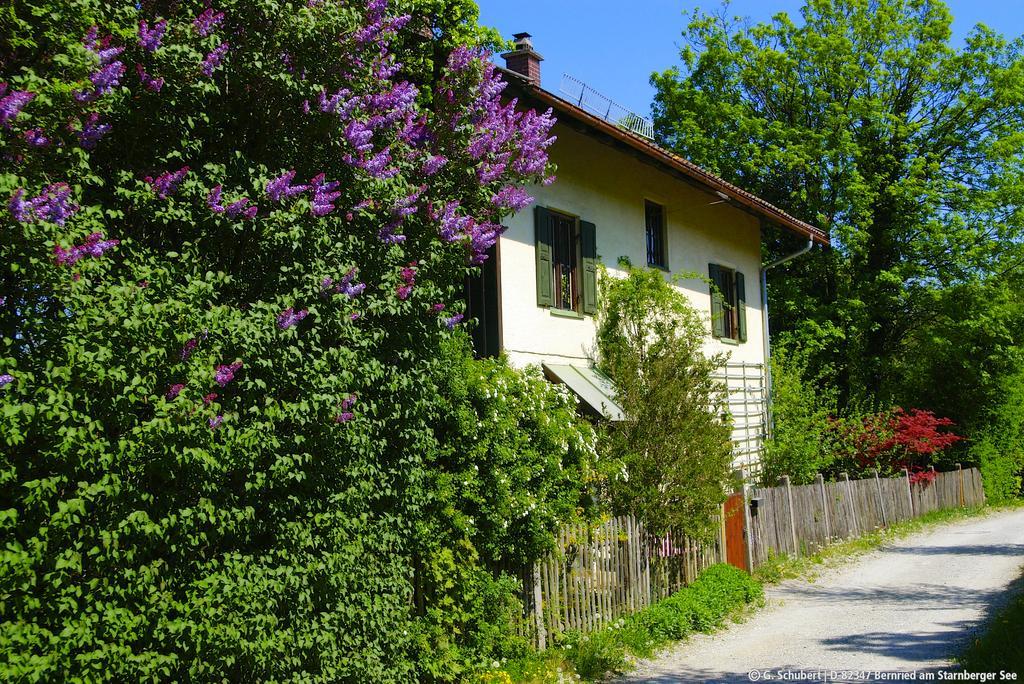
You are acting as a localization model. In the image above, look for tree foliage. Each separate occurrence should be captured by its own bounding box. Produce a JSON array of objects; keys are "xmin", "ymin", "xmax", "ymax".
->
[
  {"xmin": 651, "ymin": 0, "xmax": 1024, "ymax": 418},
  {"xmin": 595, "ymin": 264, "xmax": 733, "ymax": 538},
  {"xmin": 0, "ymin": 1, "xmax": 582, "ymax": 680}
]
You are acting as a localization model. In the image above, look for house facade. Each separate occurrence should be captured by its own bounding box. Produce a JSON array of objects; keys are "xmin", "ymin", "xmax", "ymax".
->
[{"xmin": 469, "ymin": 35, "xmax": 829, "ymax": 474}]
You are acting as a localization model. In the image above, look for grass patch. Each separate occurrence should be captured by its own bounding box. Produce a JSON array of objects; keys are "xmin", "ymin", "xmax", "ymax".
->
[
  {"xmin": 469, "ymin": 564, "xmax": 763, "ymax": 683},
  {"xmin": 959, "ymin": 576, "xmax": 1024, "ymax": 674},
  {"xmin": 752, "ymin": 504, "xmax": 1015, "ymax": 585}
]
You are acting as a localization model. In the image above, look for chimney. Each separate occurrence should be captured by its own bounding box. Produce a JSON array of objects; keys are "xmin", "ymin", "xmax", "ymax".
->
[{"xmin": 501, "ymin": 32, "xmax": 543, "ymax": 84}]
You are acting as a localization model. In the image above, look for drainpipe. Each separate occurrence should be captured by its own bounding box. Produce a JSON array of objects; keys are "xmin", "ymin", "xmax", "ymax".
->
[{"xmin": 761, "ymin": 237, "xmax": 815, "ymax": 438}]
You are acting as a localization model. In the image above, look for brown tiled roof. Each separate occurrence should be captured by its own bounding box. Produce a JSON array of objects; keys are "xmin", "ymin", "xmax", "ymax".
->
[{"xmin": 505, "ymin": 77, "xmax": 829, "ymax": 245}]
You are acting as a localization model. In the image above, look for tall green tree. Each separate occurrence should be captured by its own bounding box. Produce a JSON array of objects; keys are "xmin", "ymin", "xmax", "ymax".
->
[{"xmin": 651, "ymin": 0, "xmax": 1024, "ymax": 413}]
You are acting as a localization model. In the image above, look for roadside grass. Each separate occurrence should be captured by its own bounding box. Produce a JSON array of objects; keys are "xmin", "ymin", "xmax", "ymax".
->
[
  {"xmin": 471, "ymin": 564, "xmax": 763, "ymax": 683},
  {"xmin": 752, "ymin": 503, "xmax": 1019, "ymax": 585},
  {"xmin": 477, "ymin": 500, "xmax": 1023, "ymax": 683},
  {"xmin": 958, "ymin": 573, "xmax": 1024, "ymax": 675}
]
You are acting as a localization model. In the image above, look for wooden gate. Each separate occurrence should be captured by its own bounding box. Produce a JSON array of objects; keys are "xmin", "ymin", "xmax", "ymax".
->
[{"xmin": 724, "ymin": 492, "xmax": 748, "ymax": 572}]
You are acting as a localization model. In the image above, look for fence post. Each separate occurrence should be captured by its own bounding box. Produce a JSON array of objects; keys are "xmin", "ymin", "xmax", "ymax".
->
[
  {"xmin": 841, "ymin": 472, "xmax": 858, "ymax": 536},
  {"xmin": 957, "ymin": 463, "xmax": 964, "ymax": 507},
  {"xmin": 532, "ymin": 562, "xmax": 546, "ymax": 650},
  {"xmin": 719, "ymin": 502, "xmax": 727, "ymax": 565},
  {"xmin": 816, "ymin": 473, "xmax": 832, "ymax": 542},
  {"xmin": 873, "ymin": 469, "xmax": 888, "ymax": 528},
  {"xmin": 903, "ymin": 467, "xmax": 914, "ymax": 517},
  {"xmin": 782, "ymin": 475, "xmax": 799, "ymax": 556},
  {"xmin": 742, "ymin": 483, "xmax": 755, "ymax": 573}
]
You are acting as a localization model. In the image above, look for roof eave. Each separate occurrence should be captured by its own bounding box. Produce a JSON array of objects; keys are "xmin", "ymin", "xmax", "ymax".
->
[{"xmin": 504, "ymin": 77, "xmax": 829, "ymax": 246}]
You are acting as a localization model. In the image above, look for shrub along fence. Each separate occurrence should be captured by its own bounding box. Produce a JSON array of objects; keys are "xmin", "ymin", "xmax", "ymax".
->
[
  {"xmin": 517, "ymin": 516, "xmax": 724, "ymax": 649},
  {"xmin": 747, "ymin": 466, "xmax": 985, "ymax": 567}
]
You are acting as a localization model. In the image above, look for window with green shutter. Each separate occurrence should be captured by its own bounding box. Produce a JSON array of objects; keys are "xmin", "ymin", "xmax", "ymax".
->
[
  {"xmin": 536, "ymin": 207, "xmax": 598, "ymax": 316},
  {"xmin": 709, "ymin": 263, "xmax": 747, "ymax": 342}
]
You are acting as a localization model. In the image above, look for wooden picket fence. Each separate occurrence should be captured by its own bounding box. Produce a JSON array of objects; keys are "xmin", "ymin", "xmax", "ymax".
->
[
  {"xmin": 517, "ymin": 516, "xmax": 723, "ymax": 649},
  {"xmin": 516, "ymin": 467, "xmax": 984, "ymax": 649},
  {"xmin": 747, "ymin": 466, "xmax": 986, "ymax": 567}
]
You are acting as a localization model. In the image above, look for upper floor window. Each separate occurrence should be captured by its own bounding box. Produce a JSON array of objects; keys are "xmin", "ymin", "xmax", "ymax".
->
[
  {"xmin": 645, "ymin": 200, "xmax": 667, "ymax": 269},
  {"xmin": 709, "ymin": 263, "xmax": 747, "ymax": 343},
  {"xmin": 551, "ymin": 211, "xmax": 580, "ymax": 311},
  {"xmin": 535, "ymin": 206, "xmax": 598, "ymax": 315}
]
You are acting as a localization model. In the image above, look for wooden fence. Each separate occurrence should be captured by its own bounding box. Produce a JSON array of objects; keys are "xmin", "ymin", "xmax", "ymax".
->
[
  {"xmin": 747, "ymin": 466, "xmax": 985, "ymax": 567},
  {"xmin": 519, "ymin": 466, "xmax": 984, "ymax": 649},
  {"xmin": 518, "ymin": 516, "xmax": 723, "ymax": 649}
]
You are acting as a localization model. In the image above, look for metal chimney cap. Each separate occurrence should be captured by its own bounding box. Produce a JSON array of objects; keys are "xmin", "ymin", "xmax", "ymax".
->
[{"xmin": 513, "ymin": 32, "xmax": 534, "ymax": 48}]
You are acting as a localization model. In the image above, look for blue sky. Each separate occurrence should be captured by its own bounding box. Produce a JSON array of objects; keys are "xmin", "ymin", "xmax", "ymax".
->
[{"xmin": 475, "ymin": 0, "xmax": 1024, "ymax": 117}]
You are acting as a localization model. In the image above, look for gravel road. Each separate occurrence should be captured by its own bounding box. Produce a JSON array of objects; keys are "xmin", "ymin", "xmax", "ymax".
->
[{"xmin": 618, "ymin": 508, "xmax": 1024, "ymax": 683}]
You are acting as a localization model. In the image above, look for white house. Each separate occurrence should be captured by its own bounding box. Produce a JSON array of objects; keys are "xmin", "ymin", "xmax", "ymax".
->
[{"xmin": 467, "ymin": 34, "xmax": 829, "ymax": 474}]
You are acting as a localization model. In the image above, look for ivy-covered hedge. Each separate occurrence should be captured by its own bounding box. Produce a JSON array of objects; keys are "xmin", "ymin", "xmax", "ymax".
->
[{"xmin": 0, "ymin": 1, "xmax": 591, "ymax": 681}]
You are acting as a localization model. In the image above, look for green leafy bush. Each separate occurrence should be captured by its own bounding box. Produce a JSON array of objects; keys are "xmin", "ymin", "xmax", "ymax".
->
[
  {"xmin": 558, "ymin": 563, "xmax": 762, "ymax": 681},
  {"xmin": 594, "ymin": 263, "xmax": 733, "ymax": 538},
  {"xmin": 761, "ymin": 341, "xmax": 838, "ymax": 485},
  {"xmin": 970, "ymin": 370, "xmax": 1024, "ymax": 503},
  {"xmin": 0, "ymin": 1, "xmax": 574, "ymax": 680}
]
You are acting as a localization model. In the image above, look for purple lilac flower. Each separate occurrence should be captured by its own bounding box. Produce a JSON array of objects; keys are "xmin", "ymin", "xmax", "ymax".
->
[
  {"xmin": 442, "ymin": 313, "xmax": 464, "ymax": 329},
  {"xmin": 166, "ymin": 383, "xmax": 185, "ymax": 400},
  {"xmin": 26, "ymin": 183, "xmax": 79, "ymax": 226},
  {"xmin": 136, "ymin": 64, "xmax": 164, "ymax": 92},
  {"xmin": 77, "ymin": 113, "xmax": 110, "ymax": 150},
  {"xmin": 350, "ymin": 312, "xmax": 361, "ymax": 321},
  {"xmin": 433, "ymin": 201, "xmax": 472, "ymax": 243},
  {"xmin": 344, "ymin": 120, "xmax": 374, "ymax": 153},
  {"xmin": 491, "ymin": 185, "xmax": 534, "ymax": 212},
  {"xmin": 8, "ymin": 190, "xmax": 31, "ymax": 223},
  {"xmin": 265, "ymin": 170, "xmax": 308, "ymax": 202},
  {"xmin": 334, "ymin": 411, "xmax": 353, "ymax": 423},
  {"xmin": 0, "ymin": 90, "xmax": 34, "ymax": 128},
  {"xmin": 23, "ymin": 128, "xmax": 49, "ymax": 147},
  {"xmin": 147, "ymin": 166, "xmax": 190, "ymax": 199},
  {"xmin": 208, "ymin": 414, "xmax": 224, "ymax": 430},
  {"xmin": 392, "ymin": 187, "xmax": 423, "ymax": 219},
  {"xmin": 138, "ymin": 19, "xmax": 167, "ymax": 52},
  {"xmin": 277, "ymin": 307, "xmax": 308, "ymax": 329},
  {"xmin": 224, "ymin": 197, "xmax": 257, "ymax": 219},
  {"xmin": 83, "ymin": 25, "xmax": 100, "ymax": 51},
  {"xmin": 431, "ymin": 303, "xmax": 445, "ymax": 314},
  {"xmin": 309, "ymin": 173, "xmax": 341, "ymax": 217},
  {"xmin": 396, "ymin": 262, "xmax": 416, "ymax": 300},
  {"xmin": 54, "ymin": 231, "xmax": 120, "ymax": 266},
  {"xmin": 207, "ymin": 185, "xmax": 223, "ymax": 211},
  {"xmin": 0, "ymin": 374, "xmax": 13, "ymax": 388},
  {"xmin": 181, "ymin": 338, "xmax": 198, "ymax": 360},
  {"xmin": 193, "ymin": 8, "xmax": 225, "ymax": 36},
  {"xmin": 201, "ymin": 42, "xmax": 229, "ymax": 77},
  {"xmin": 0, "ymin": 297, "xmax": 5, "ymax": 306},
  {"xmin": 95, "ymin": 46, "xmax": 124, "ymax": 64},
  {"xmin": 322, "ymin": 268, "xmax": 365, "ymax": 298},
  {"xmin": 422, "ymin": 155, "xmax": 447, "ymax": 175},
  {"xmin": 90, "ymin": 60, "xmax": 124, "ymax": 94},
  {"xmin": 203, "ymin": 392, "xmax": 218, "ymax": 405},
  {"xmin": 208, "ymin": 186, "xmax": 256, "ymax": 218},
  {"xmin": 214, "ymin": 361, "xmax": 242, "ymax": 387},
  {"xmin": 377, "ymin": 222, "xmax": 406, "ymax": 244},
  {"xmin": 341, "ymin": 394, "xmax": 357, "ymax": 411}
]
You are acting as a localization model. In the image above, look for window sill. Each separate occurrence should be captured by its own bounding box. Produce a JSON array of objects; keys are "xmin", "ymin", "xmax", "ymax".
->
[
  {"xmin": 549, "ymin": 308, "xmax": 585, "ymax": 320},
  {"xmin": 647, "ymin": 263, "xmax": 670, "ymax": 273},
  {"xmin": 715, "ymin": 336, "xmax": 741, "ymax": 346}
]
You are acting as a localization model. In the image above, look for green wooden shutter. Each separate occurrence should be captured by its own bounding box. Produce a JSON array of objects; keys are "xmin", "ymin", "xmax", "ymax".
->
[
  {"xmin": 581, "ymin": 219, "xmax": 598, "ymax": 315},
  {"xmin": 735, "ymin": 271, "xmax": 747, "ymax": 343},
  {"xmin": 709, "ymin": 263, "xmax": 725, "ymax": 338},
  {"xmin": 535, "ymin": 206, "xmax": 553, "ymax": 307}
]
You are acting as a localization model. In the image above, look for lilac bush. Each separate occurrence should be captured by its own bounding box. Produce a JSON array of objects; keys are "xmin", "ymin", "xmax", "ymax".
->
[{"xmin": 0, "ymin": 0, "xmax": 568, "ymax": 681}]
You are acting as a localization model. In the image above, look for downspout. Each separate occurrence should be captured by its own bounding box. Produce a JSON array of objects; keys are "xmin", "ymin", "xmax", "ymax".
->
[{"xmin": 761, "ymin": 237, "xmax": 815, "ymax": 438}]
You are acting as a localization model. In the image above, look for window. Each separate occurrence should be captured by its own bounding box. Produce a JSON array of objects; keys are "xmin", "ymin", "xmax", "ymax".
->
[
  {"xmin": 551, "ymin": 211, "xmax": 580, "ymax": 311},
  {"xmin": 645, "ymin": 200, "xmax": 667, "ymax": 269},
  {"xmin": 535, "ymin": 206, "xmax": 598, "ymax": 315},
  {"xmin": 708, "ymin": 263, "xmax": 747, "ymax": 342}
]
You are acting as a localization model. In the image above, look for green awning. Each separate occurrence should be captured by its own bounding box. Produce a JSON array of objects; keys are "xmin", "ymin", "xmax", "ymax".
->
[{"xmin": 542, "ymin": 363, "xmax": 626, "ymax": 422}]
